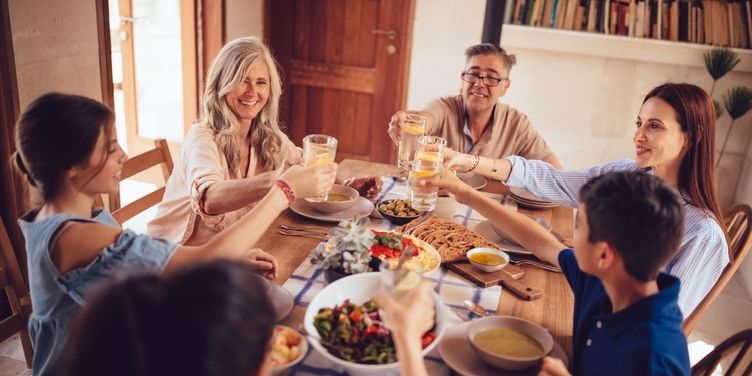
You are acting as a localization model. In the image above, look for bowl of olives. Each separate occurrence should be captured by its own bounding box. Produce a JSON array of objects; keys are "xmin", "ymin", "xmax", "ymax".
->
[{"xmin": 376, "ymin": 199, "xmax": 424, "ymax": 225}]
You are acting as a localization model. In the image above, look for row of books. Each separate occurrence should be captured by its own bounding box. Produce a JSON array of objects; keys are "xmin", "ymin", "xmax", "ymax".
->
[{"xmin": 505, "ymin": 0, "xmax": 752, "ymax": 49}]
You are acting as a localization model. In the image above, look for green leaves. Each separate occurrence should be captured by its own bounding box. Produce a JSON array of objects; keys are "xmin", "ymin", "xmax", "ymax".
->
[
  {"xmin": 713, "ymin": 99, "xmax": 724, "ymax": 119},
  {"xmin": 704, "ymin": 47, "xmax": 741, "ymax": 81},
  {"xmin": 723, "ymin": 86, "xmax": 752, "ymax": 120}
]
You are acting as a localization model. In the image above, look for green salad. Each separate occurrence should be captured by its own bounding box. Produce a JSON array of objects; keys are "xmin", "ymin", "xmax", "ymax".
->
[{"xmin": 313, "ymin": 299, "xmax": 437, "ymax": 365}]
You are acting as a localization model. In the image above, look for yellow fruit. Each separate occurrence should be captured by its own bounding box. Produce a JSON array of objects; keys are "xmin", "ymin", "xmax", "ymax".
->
[
  {"xmin": 403, "ymin": 123, "xmax": 424, "ymax": 136},
  {"xmin": 412, "ymin": 170, "xmax": 438, "ymax": 179},
  {"xmin": 305, "ymin": 147, "xmax": 333, "ymax": 166},
  {"xmin": 416, "ymin": 151, "xmax": 442, "ymax": 163}
]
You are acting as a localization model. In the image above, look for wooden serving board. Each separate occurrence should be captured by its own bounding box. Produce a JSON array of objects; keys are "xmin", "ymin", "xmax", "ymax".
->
[{"xmin": 448, "ymin": 262, "xmax": 543, "ymax": 301}]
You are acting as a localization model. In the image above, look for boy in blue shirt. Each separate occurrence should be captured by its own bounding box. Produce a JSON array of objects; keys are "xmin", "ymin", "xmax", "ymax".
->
[{"xmin": 425, "ymin": 170, "xmax": 690, "ymax": 375}]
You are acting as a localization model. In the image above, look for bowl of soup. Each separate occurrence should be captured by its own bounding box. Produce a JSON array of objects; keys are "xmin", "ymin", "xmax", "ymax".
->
[
  {"xmin": 467, "ymin": 315, "xmax": 554, "ymax": 370},
  {"xmin": 304, "ymin": 184, "xmax": 359, "ymax": 213},
  {"xmin": 467, "ymin": 247, "xmax": 510, "ymax": 273}
]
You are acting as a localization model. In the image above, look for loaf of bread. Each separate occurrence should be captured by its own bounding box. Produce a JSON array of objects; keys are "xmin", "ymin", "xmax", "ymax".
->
[{"xmin": 401, "ymin": 218, "xmax": 499, "ymax": 263}]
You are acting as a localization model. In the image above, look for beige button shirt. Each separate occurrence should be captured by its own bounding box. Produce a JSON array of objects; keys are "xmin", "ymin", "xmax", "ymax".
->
[
  {"xmin": 422, "ymin": 95, "xmax": 553, "ymax": 160},
  {"xmin": 147, "ymin": 123, "xmax": 301, "ymax": 245}
]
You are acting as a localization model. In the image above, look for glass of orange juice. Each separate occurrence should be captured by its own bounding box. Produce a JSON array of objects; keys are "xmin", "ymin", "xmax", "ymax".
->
[
  {"xmin": 410, "ymin": 136, "xmax": 446, "ymax": 211},
  {"xmin": 397, "ymin": 114, "xmax": 427, "ymax": 181},
  {"xmin": 303, "ymin": 134, "xmax": 337, "ymax": 202}
]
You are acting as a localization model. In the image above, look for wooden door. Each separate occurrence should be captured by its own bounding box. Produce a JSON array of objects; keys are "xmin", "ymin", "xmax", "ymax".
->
[{"xmin": 267, "ymin": 0, "xmax": 415, "ymax": 163}]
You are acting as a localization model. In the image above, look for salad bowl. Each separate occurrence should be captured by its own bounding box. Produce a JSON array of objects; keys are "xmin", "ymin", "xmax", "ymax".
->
[{"xmin": 304, "ymin": 272, "xmax": 447, "ymax": 376}]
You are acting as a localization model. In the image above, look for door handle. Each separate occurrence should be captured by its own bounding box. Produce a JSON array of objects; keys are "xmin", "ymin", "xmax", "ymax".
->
[{"xmin": 372, "ymin": 29, "xmax": 398, "ymax": 40}]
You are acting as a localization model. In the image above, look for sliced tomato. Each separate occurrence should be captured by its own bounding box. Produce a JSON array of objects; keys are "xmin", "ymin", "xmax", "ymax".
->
[{"xmin": 421, "ymin": 332, "xmax": 437, "ymax": 348}]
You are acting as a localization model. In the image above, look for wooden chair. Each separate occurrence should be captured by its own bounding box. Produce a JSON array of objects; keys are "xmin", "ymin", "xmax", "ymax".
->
[
  {"xmin": 0, "ymin": 217, "xmax": 33, "ymax": 367},
  {"xmin": 683, "ymin": 204, "xmax": 752, "ymax": 335},
  {"xmin": 110, "ymin": 139, "xmax": 174, "ymax": 224},
  {"xmin": 692, "ymin": 329, "xmax": 752, "ymax": 376}
]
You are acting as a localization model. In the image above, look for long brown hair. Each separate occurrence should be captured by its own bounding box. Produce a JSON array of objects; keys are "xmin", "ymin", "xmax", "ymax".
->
[{"xmin": 643, "ymin": 83, "xmax": 724, "ymax": 230}]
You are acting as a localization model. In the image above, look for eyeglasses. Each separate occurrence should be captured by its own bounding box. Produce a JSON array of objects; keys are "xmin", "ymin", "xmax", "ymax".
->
[{"xmin": 461, "ymin": 72, "xmax": 507, "ymax": 87}]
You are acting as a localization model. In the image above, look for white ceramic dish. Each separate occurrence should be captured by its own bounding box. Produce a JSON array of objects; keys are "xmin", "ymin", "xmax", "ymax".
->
[
  {"xmin": 491, "ymin": 215, "xmax": 552, "ymax": 244},
  {"xmin": 467, "ymin": 247, "xmax": 510, "ymax": 273},
  {"xmin": 439, "ymin": 320, "xmax": 568, "ymax": 376},
  {"xmin": 262, "ymin": 278, "xmax": 295, "ymax": 322},
  {"xmin": 508, "ymin": 188, "xmax": 559, "ymax": 210},
  {"xmin": 473, "ymin": 221, "xmax": 534, "ymax": 255},
  {"xmin": 303, "ymin": 272, "xmax": 447, "ymax": 376},
  {"xmin": 290, "ymin": 196, "xmax": 375, "ymax": 222},
  {"xmin": 373, "ymin": 231, "xmax": 442, "ymax": 273},
  {"xmin": 458, "ymin": 172, "xmax": 489, "ymax": 190},
  {"xmin": 270, "ymin": 325, "xmax": 309, "ymax": 375},
  {"xmin": 468, "ymin": 315, "xmax": 554, "ymax": 370},
  {"xmin": 304, "ymin": 184, "xmax": 359, "ymax": 213}
]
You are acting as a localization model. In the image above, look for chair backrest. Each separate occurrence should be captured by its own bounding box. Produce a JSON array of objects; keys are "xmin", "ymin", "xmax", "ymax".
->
[
  {"xmin": 111, "ymin": 139, "xmax": 174, "ymax": 224},
  {"xmin": 0, "ymin": 217, "xmax": 34, "ymax": 367},
  {"xmin": 692, "ymin": 329, "xmax": 752, "ymax": 376},
  {"xmin": 684, "ymin": 204, "xmax": 752, "ymax": 335}
]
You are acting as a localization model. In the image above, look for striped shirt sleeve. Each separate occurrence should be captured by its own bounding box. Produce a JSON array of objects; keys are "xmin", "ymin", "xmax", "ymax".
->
[{"xmin": 505, "ymin": 156, "xmax": 643, "ymax": 206}]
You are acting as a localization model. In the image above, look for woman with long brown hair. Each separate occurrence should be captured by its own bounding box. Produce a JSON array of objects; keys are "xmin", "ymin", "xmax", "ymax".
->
[{"xmin": 446, "ymin": 83, "xmax": 727, "ymax": 317}]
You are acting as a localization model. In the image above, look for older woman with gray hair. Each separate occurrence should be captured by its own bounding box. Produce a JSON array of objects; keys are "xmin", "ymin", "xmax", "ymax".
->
[{"xmin": 148, "ymin": 37, "xmax": 326, "ymax": 245}]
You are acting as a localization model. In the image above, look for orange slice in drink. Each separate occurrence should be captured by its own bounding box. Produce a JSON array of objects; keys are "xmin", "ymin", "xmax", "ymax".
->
[
  {"xmin": 412, "ymin": 170, "xmax": 439, "ymax": 179},
  {"xmin": 403, "ymin": 123, "xmax": 424, "ymax": 136},
  {"xmin": 416, "ymin": 151, "xmax": 442, "ymax": 163}
]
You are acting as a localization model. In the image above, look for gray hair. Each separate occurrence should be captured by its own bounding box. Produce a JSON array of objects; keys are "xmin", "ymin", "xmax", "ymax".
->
[
  {"xmin": 464, "ymin": 43, "xmax": 517, "ymax": 74},
  {"xmin": 200, "ymin": 36, "xmax": 285, "ymax": 177}
]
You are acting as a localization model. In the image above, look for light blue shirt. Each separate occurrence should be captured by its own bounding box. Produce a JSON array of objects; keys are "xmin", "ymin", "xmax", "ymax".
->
[
  {"xmin": 505, "ymin": 156, "xmax": 729, "ymax": 317},
  {"xmin": 18, "ymin": 208, "xmax": 178, "ymax": 376}
]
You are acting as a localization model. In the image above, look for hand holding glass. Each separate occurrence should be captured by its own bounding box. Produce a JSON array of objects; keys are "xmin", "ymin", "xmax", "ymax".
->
[
  {"xmin": 303, "ymin": 134, "xmax": 337, "ymax": 202},
  {"xmin": 397, "ymin": 114, "xmax": 427, "ymax": 181}
]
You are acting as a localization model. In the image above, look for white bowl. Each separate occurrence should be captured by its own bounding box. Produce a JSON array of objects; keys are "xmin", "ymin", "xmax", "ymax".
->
[
  {"xmin": 304, "ymin": 184, "xmax": 359, "ymax": 213},
  {"xmin": 270, "ymin": 325, "xmax": 309, "ymax": 375},
  {"xmin": 467, "ymin": 315, "xmax": 554, "ymax": 370},
  {"xmin": 304, "ymin": 272, "xmax": 447, "ymax": 376},
  {"xmin": 491, "ymin": 215, "xmax": 551, "ymax": 244},
  {"xmin": 467, "ymin": 247, "xmax": 510, "ymax": 273}
]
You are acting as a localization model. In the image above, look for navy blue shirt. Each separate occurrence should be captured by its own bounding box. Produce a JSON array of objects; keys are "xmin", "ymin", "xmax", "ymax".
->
[{"xmin": 558, "ymin": 249, "xmax": 690, "ymax": 376}]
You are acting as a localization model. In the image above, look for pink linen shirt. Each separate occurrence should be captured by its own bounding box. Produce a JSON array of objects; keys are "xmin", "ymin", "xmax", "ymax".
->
[{"xmin": 147, "ymin": 123, "xmax": 301, "ymax": 245}]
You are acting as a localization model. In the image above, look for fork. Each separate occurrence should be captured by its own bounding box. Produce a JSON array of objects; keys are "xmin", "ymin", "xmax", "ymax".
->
[
  {"xmin": 508, "ymin": 257, "xmax": 562, "ymax": 273},
  {"xmin": 277, "ymin": 229, "xmax": 328, "ymax": 239}
]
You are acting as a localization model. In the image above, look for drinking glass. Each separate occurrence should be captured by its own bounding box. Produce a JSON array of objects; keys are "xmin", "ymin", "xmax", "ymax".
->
[
  {"xmin": 303, "ymin": 134, "xmax": 337, "ymax": 202},
  {"xmin": 379, "ymin": 258, "xmax": 424, "ymax": 296},
  {"xmin": 409, "ymin": 136, "xmax": 446, "ymax": 211},
  {"xmin": 396, "ymin": 114, "xmax": 427, "ymax": 181}
]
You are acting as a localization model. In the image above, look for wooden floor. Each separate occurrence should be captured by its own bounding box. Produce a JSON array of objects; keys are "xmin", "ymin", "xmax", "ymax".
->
[{"xmin": 1, "ymin": 273, "xmax": 750, "ymax": 375}]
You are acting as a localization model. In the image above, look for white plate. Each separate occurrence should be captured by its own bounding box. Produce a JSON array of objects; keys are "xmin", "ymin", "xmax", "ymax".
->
[
  {"xmin": 290, "ymin": 196, "xmax": 375, "ymax": 222},
  {"xmin": 458, "ymin": 172, "xmax": 488, "ymax": 190},
  {"xmin": 373, "ymin": 231, "xmax": 442, "ymax": 273},
  {"xmin": 508, "ymin": 187, "xmax": 549, "ymax": 203},
  {"xmin": 474, "ymin": 221, "xmax": 533, "ymax": 255},
  {"xmin": 439, "ymin": 320, "xmax": 568, "ymax": 376},
  {"xmin": 262, "ymin": 278, "xmax": 294, "ymax": 322}
]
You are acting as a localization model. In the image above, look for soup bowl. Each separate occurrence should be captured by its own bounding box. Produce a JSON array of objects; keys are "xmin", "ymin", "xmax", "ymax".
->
[
  {"xmin": 467, "ymin": 315, "xmax": 554, "ymax": 370},
  {"xmin": 304, "ymin": 184, "xmax": 359, "ymax": 213}
]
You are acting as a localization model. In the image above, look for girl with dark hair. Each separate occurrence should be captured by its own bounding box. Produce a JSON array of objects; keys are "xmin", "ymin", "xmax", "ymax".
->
[
  {"xmin": 444, "ymin": 82, "xmax": 727, "ymax": 317},
  {"xmin": 13, "ymin": 92, "xmax": 336, "ymax": 375},
  {"xmin": 59, "ymin": 260, "xmax": 276, "ymax": 376}
]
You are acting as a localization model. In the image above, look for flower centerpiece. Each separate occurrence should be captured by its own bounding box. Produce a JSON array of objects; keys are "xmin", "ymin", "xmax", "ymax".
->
[{"xmin": 310, "ymin": 216, "xmax": 377, "ymax": 282}]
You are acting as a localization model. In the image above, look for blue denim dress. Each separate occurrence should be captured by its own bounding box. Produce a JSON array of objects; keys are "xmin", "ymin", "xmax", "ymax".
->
[{"xmin": 18, "ymin": 208, "xmax": 178, "ymax": 376}]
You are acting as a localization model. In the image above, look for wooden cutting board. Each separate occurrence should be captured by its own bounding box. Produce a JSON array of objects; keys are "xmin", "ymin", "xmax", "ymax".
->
[{"xmin": 448, "ymin": 262, "xmax": 543, "ymax": 301}]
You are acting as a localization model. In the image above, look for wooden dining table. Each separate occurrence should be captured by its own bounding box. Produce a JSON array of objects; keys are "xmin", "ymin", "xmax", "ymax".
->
[{"xmin": 256, "ymin": 159, "xmax": 575, "ymax": 359}]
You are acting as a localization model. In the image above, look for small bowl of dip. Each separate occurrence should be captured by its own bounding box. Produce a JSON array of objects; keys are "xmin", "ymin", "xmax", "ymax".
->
[{"xmin": 466, "ymin": 247, "xmax": 510, "ymax": 273}]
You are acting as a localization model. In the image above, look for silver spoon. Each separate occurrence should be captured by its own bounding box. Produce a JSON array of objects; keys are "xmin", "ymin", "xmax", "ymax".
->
[{"xmin": 463, "ymin": 300, "xmax": 490, "ymax": 317}]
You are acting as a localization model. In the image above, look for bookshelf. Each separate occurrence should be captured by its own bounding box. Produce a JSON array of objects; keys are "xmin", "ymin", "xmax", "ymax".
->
[
  {"xmin": 505, "ymin": 0, "xmax": 752, "ymax": 50},
  {"xmin": 500, "ymin": 24, "xmax": 752, "ymax": 72}
]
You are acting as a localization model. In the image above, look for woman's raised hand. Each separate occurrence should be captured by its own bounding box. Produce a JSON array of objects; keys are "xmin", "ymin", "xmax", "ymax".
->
[
  {"xmin": 279, "ymin": 163, "xmax": 337, "ymax": 200},
  {"xmin": 419, "ymin": 166, "xmax": 471, "ymax": 202}
]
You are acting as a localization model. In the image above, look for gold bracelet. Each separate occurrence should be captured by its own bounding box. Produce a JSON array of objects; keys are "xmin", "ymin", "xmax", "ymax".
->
[{"xmin": 467, "ymin": 155, "xmax": 480, "ymax": 172}]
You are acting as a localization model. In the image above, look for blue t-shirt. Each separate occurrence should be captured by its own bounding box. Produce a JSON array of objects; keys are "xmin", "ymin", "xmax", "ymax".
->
[{"xmin": 558, "ymin": 249, "xmax": 690, "ymax": 376}]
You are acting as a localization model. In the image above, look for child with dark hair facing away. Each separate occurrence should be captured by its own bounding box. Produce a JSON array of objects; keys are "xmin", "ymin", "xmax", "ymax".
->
[
  {"xmin": 59, "ymin": 260, "xmax": 276, "ymax": 376},
  {"xmin": 13, "ymin": 92, "xmax": 336, "ymax": 375},
  {"xmin": 423, "ymin": 170, "xmax": 690, "ymax": 375}
]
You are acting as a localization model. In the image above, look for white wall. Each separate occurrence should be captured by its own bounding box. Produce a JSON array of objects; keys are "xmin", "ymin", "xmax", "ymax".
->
[{"xmin": 9, "ymin": 0, "xmax": 103, "ymax": 109}]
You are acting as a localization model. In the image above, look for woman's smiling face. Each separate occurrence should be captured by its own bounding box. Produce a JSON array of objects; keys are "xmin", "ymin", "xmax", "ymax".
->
[
  {"xmin": 225, "ymin": 59, "xmax": 270, "ymax": 123},
  {"xmin": 633, "ymin": 97, "xmax": 688, "ymax": 169}
]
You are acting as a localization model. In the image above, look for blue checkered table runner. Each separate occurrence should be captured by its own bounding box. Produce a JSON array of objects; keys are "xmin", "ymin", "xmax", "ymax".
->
[{"xmin": 282, "ymin": 176, "xmax": 516, "ymax": 375}]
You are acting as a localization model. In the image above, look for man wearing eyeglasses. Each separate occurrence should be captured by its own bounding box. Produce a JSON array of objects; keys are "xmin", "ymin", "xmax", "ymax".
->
[{"xmin": 388, "ymin": 44, "xmax": 561, "ymax": 170}]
